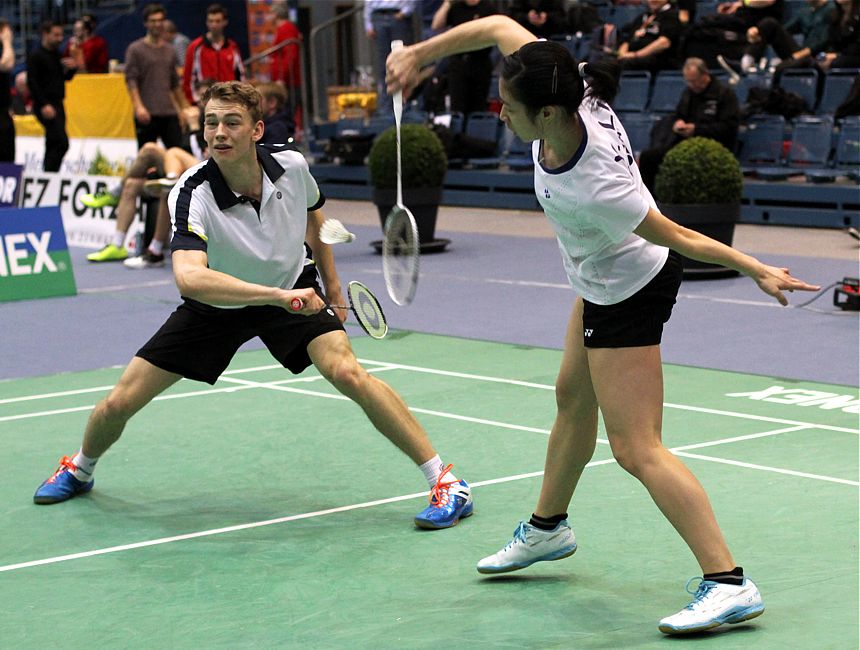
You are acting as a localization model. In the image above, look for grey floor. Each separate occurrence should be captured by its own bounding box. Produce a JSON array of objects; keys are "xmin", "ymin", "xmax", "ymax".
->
[{"xmin": 1, "ymin": 199, "xmax": 858, "ymax": 387}]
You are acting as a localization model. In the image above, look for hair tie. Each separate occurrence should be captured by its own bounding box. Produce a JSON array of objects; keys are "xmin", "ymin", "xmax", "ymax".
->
[{"xmin": 578, "ymin": 61, "xmax": 588, "ymax": 77}]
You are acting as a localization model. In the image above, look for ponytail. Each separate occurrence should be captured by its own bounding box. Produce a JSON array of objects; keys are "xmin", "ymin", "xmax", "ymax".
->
[{"xmin": 578, "ymin": 58, "xmax": 621, "ymax": 105}]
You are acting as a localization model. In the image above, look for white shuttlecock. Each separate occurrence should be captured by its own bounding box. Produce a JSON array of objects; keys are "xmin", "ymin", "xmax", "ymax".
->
[{"xmin": 319, "ymin": 219, "xmax": 356, "ymax": 244}]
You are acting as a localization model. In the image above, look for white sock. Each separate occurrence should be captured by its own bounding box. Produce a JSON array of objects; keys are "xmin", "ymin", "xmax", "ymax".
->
[
  {"xmin": 419, "ymin": 455, "xmax": 458, "ymax": 488},
  {"xmin": 112, "ymin": 231, "xmax": 126, "ymax": 248},
  {"xmin": 148, "ymin": 239, "xmax": 163, "ymax": 255},
  {"xmin": 741, "ymin": 54, "xmax": 755, "ymax": 71},
  {"xmin": 72, "ymin": 450, "xmax": 98, "ymax": 481}
]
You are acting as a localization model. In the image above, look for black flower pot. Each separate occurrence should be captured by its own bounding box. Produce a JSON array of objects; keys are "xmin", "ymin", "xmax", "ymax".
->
[
  {"xmin": 371, "ymin": 187, "xmax": 450, "ymax": 253},
  {"xmin": 657, "ymin": 202, "xmax": 741, "ymax": 279}
]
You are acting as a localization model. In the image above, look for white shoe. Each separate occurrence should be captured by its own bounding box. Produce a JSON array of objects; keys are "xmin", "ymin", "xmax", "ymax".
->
[
  {"xmin": 658, "ymin": 577, "xmax": 765, "ymax": 635},
  {"xmin": 142, "ymin": 177, "xmax": 177, "ymax": 198},
  {"xmin": 476, "ymin": 520, "xmax": 577, "ymax": 574}
]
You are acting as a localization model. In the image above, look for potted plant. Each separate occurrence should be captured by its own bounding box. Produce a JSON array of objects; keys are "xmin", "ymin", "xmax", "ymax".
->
[
  {"xmin": 367, "ymin": 124, "xmax": 449, "ymax": 252},
  {"xmin": 654, "ymin": 137, "xmax": 743, "ymax": 278}
]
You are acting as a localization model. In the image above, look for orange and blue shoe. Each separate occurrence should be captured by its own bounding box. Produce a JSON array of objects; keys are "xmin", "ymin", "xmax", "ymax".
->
[
  {"xmin": 414, "ymin": 464, "xmax": 473, "ymax": 529},
  {"xmin": 33, "ymin": 456, "xmax": 94, "ymax": 505}
]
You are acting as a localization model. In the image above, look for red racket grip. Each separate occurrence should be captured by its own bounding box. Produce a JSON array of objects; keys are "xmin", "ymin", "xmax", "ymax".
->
[{"xmin": 290, "ymin": 298, "xmax": 303, "ymax": 311}]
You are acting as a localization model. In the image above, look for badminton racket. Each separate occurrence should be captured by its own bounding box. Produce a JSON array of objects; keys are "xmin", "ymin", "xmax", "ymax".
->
[
  {"xmin": 382, "ymin": 39, "xmax": 420, "ymax": 307},
  {"xmin": 290, "ymin": 281, "xmax": 388, "ymax": 339}
]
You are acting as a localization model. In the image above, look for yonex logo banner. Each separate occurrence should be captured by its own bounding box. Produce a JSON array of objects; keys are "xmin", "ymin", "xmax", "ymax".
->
[
  {"xmin": 0, "ymin": 163, "xmax": 23, "ymax": 208},
  {"xmin": 0, "ymin": 207, "xmax": 77, "ymax": 302}
]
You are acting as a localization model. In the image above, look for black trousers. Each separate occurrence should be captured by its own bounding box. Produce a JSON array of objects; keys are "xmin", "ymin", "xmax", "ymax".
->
[
  {"xmin": 135, "ymin": 115, "xmax": 182, "ymax": 150},
  {"xmin": 0, "ymin": 109, "xmax": 15, "ymax": 162},
  {"xmin": 35, "ymin": 103, "xmax": 69, "ymax": 172}
]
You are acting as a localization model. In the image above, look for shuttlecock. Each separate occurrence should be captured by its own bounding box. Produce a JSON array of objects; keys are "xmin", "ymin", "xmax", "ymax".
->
[{"xmin": 319, "ymin": 219, "xmax": 356, "ymax": 244}]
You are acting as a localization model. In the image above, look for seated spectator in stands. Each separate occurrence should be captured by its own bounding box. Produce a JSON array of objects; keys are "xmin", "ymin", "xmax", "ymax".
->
[
  {"xmin": 567, "ymin": 0, "xmax": 602, "ymax": 34},
  {"xmin": 617, "ymin": 0, "xmax": 685, "ymax": 73},
  {"xmin": 716, "ymin": 0, "xmax": 784, "ymax": 30},
  {"xmin": 835, "ymin": 73, "xmax": 860, "ymax": 117},
  {"xmin": 432, "ymin": 0, "xmax": 499, "ymax": 114},
  {"xmin": 0, "ymin": 18, "xmax": 14, "ymax": 162},
  {"xmin": 270, "ymin": 1, "xmax": 303, "ymax": 130},
  {"xmin": 818, "ymin": 0, "xmax": 860, "ymax": 69},
  {"xmin": 638, "ymin": 57, "xmax": 740, "ymax": 190},
  {"xmin": 740, "ymin": 0, "xmax": 836, "ymax": 75},
  {"xmin": 84, "ymin": 143, "xmax": 200, "ymax": 268},
  {"xmin": 63, "ymin": 15, "xmax": 108, "ymax": 73},
  {"xmin": 508, "ymin": 0, "xmax": 567, "ymax": 37},
  {"xmin": 13, "ymin": 70, "xmax": 30, "ymax": 114},
  {"xmin": 257, "ymin": 81, "xmax": 295, "ymax": 144},
  {"xmin": 164, "ymin": 20, "xmax": 190, "ymax": 74},
  {"xmin": 674, "ymin": 0, "xmax": 697, "ymax": 24},
  {"xmin": 182, "ymin": 3, "xmax": 245, "ymax": 104}
]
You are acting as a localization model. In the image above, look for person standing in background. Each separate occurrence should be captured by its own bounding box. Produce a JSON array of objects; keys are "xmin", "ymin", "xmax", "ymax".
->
[
  {"xmin": 124, "ymin": 3, "xmax": 188, "ymax": 150},
  {"xmin": 182, "ymin": 3, "xmax": 245, "ymax": 105},
  {"xmin": 163, "ymin": 20, "xmax": 190, "ymax": 74},
  {"xmin": 27, "ymin": 20, "xmax": 76, "ymax": 172},
  {"xmin": 63, "ymin": 15, "xmax": 108, "ymax": 73},
  {"xmin": 365, "ymin": 0, "xmax": 416, "ymax": 114},
  {"xmin": 0, "ymin": 18, "xmax": 15, "ymax": 162},
  {"xmin": 270, "ymin": 1, "xmax": 303, "ymax": 130}
]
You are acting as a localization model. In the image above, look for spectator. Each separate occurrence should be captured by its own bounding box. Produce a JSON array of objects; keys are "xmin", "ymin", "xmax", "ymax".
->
[
  {"xmin": 716, "ymin": 0, "xmax": 784, "ymax": 29},
  {"xmin": 421, "ymin": 0, "xmax": 445, "ymax": 38},
  {"xmin": 819, "ymin": 0, "xmax": 860, "ymax": 69},
  {"xmin": 84, "ymin": 142, "xmax": 199, "ymax": 266},
  {"xmin": 0, "ymin": 18, "xmax": 14, "ymax": 162},
  {"xmin": 364, "ymin": 0, "xmax": 416, "ymax": 114},
  {"xmin": 125, "ymin": 3, "xmax": 188, "ymax": 150},
  {"xmin": 508, "ymin": 0, "xmax": 567, "ymax": 37},
  {"xmin": 27, "ymin": 20, "xmax": 75, "ymax": 172},
  {"xmin": 617, "ymin": 0, "xmax": 685, "ymax": 73},
  {"xmin": 257, "ymin": 81, "xmax": 295, "ymax": 144},
  {"xmin": 432, "ymin": 0, "xmax": 499, "ymax": 114},
  {"xmin": 270, "ymin": 1, "xmax": 303, "ymax": 130},
  {"xmin": 182, "ymin": 3, "xmax": 245, "ymax": 104},
  {"xmin": 164, "ymin": 19, "xmax": 190, "ymax": 73},
  {"xmin": 63, "ymin": 15, "xmax": 108, "ymax": 73},
  {"xmin": 638, "ymin": 57, "xmax": 740, "ymax": 190}
]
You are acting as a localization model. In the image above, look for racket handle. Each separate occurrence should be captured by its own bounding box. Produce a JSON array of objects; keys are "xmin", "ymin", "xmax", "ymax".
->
[{"xmin": 290, "ymin": 298, "xmax": 303, "ymax": 312}]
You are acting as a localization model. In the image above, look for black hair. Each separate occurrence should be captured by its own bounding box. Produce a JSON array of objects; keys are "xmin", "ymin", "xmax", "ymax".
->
[
  {"xmin": 207, "ymin": 3, "xmax": 228, "ymax": 18},
  {"xmin": 40, "ymin": 19, "xmax": 61, "ymax": 34},
  {"xmin": 501, "ymin": 41, "xmax": 620, "ymax": 119},
  {"xmin": 142, "ymin": 3, "xmax": 166, "ymax": 21}
]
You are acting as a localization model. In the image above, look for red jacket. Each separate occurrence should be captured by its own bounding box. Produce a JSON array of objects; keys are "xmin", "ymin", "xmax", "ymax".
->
[
  {"xmin": 271, "ymin": 21, "xmax": 301, "ymax": 89},
  {"xmin": 182, "ymin": 35, "xmax": 245, "ymax": 103}
]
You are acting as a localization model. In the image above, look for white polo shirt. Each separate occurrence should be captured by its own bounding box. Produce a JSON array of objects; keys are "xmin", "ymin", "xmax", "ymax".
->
[
  {"xmin": 534, "ymin": 95, "xmax": 669, "ymax": 305},
  {"xmin": 168, "ymin": 144, "xmax": 324, "ymax": 308}
]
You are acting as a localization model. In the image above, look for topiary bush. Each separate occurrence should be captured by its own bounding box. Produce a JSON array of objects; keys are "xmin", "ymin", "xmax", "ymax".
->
[
  {"xmin": 654, "ymin": 137, "xmax": 743, "ymax": 205},
  {"xmin": 368, "ymin": 124, "xmax": 447, "ymax": 190}
]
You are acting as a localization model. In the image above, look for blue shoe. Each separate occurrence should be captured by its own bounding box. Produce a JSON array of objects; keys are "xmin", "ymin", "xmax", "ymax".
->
[
  {"xmin": 414, "ymin": 464, "xmax": 473, "ymax": 529},
  {"xmin": 34, "ymin": 456, "xmax": 94, "ymax": 504}
]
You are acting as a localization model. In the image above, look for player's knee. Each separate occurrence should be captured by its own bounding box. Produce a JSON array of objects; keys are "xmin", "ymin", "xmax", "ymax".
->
[
  {"xmin": 610, "ymin": 440, "xmax": 660, "ymax": 478},
  {"xmin": 323, "ymin": 357, "xmax": 366, "ymax": 395},
  {"xmin": 97, "ymin": 392, "xmax": 136, "ymax": 423}
]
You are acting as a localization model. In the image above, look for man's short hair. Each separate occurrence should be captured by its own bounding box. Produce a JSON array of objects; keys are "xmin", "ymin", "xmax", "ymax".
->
[
  {"xmin": 203, "ymin": 81, "xmax": 263, "ymax": 123},
  {"xmin": 40, "ymin": 20, "xmax": 61, "ymax": 34},
  {"xmin": 207, "ymin": 3, "xmax": 228, "ymax": 18},
  {"xmin": 683, "ymin": 57, "xmax": 709, "ymax": 76},
  {"xmin": 256, "ymin": 82, "xmax": 287, "ymax": 112},
  {"xmin": 142, "ymin": 3, "xmax": 167, "ymax": 21}
]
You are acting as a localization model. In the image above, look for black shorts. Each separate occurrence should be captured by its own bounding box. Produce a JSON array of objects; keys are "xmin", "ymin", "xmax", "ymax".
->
[
  {"xmin": 582, "ymin": 250, "xmax": 683, "ymax": 348},
  {"xmin": 136, "ymin": 265, "xmax": 344, "ymax": 384}
]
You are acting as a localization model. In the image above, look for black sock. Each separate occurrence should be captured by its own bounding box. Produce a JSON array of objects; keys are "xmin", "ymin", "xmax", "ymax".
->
[
  {"xmin": 528, "ymin": 512, "xmax": 567, "ymax": 531},
  {"xmin": 703, "ymin": 566, "xmax": 744, "ymax": 586}
]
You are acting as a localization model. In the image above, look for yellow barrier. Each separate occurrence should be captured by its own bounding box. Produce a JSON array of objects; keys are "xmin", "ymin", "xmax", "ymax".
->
[{"xmin": 14, "ymin": 73, "xmax": 135, "ymax": 139}]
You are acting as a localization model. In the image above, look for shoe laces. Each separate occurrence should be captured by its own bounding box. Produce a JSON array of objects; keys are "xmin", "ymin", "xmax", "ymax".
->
[
  {"xmin": 47, "ymin": 455, "xmax": 77, "ymax": 483},
  {"xmin": 428, "ymin": 463, "xmax": 458, "ymax": 508},
  {"xmin": 500, "ymin": 522, "xmax": 529, "ymax": 552},
  {"xmin": 683, "ymin": 577, "xmax": 718, "ymax": 611}
]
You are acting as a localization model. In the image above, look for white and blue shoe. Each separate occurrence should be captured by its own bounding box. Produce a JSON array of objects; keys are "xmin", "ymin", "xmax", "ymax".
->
[
  {"xmin": 476, "ymin": 520, "xmax": 577, "ymax": 574},
  {"xmin": 414, "ymin": 464, "xmax": 473, "ymax": 529},
  {"xmin": 658, "ymin": 577, "xmax": 765, "ymax": 634}
]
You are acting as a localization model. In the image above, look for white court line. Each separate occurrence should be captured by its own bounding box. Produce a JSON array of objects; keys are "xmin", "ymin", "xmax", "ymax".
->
[
  {"xmin": 78, "ymin": 279, "xmax": 174, "ymax": 293},
  {"xmin": 0, "ymin": 459, "xmax": 622, "ymax": 574},
  {"xmin": 674, "ymin": 451, "xmax": 860, "ymax": 487}
]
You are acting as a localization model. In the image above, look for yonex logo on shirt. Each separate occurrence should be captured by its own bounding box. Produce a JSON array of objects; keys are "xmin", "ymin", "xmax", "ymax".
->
[
  {"xmin": 584, "ymin": 329, "xmax": 593, "ymax": 337},
  {"xmin": 544, "ymin": 188, "xmax": 551, "ymax": 199}
]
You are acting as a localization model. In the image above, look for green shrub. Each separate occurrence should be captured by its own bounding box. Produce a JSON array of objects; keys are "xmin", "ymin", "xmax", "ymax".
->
[
  {"xmin": 368, "ymin": 124, "xmax": 447, "ymax": 190},
  {"xmin": 654, "ymin": 137, "xmax": 742, "ymax": 204}
]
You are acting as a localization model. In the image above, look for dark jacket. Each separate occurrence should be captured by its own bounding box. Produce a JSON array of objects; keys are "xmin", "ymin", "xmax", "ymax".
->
[
  {"xmin": 27, "ymin": 45, "xmax": 75, "ymax": 108},
  {"xmin": 674, "ymin": 77, "xmax": 740, "ymax": 151}
]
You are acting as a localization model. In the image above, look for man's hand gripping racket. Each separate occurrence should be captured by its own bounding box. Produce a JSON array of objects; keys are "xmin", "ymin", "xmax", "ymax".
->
[{"xmin": 289, "ymin": 281, "xmax": 388, "ymax": 339}]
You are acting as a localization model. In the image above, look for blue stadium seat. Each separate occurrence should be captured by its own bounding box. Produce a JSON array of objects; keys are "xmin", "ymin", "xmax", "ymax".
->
[
  {"xmin": 818, "ymin": 69, "xmax": 860, "ymax": 115},
  {"xmin": 618, "ymin": 112, "xmax": 658, "ymax": 156},
  {"xmin": 460, "ymin": 111, "xmax": 502, "ymax": 168},
  {"xmin": 805, "ymin": 116, "xmax": 860, "ymax": 182},
  {"xmin": 778, "ymin": 68, "xmax": 819, "ymax": 113},
  {"xmin": 505, "ymin": 133, "xmax": 534, "ymax": 171},
  {"xmin": 612, "ymin": 4, "xmax": 643, "ymax": 29},
  {"xmin": 613, "ymin": 70, "xmax": 652, "ymax": 113},
  {"xmin": 734, "ymin": 72, "xmax": 770, "ymax": 105},
  {"xmin": 402, "ymin": 108, "xmax": 429, "ymax": 125},
  {"xmin": 650, "ymin": 71, "xmax": 687, "ymax": 114},
  {"xmin": 738, "ymin": 114, "xmax": 786, "ymax": 173},
  {"xmin": 756, "ymin": 115, "xmax": 834, "ymax": 180},
  {"xmin": 695, "ymin": 0, "xmax": 719, "ymax": 18}
]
